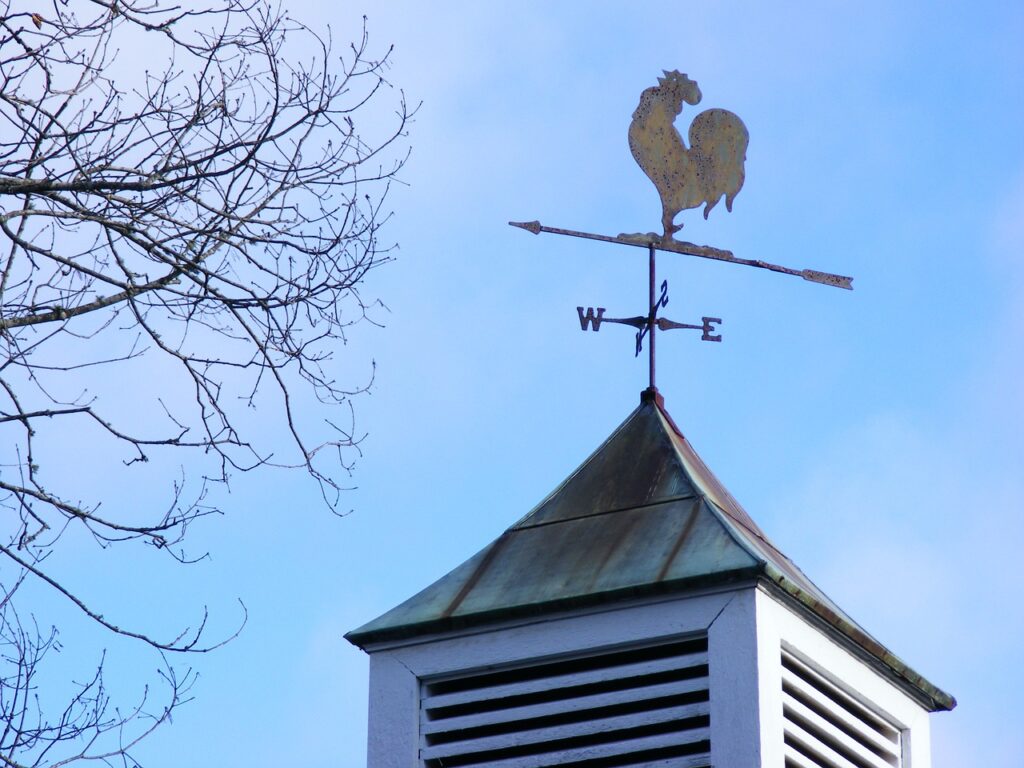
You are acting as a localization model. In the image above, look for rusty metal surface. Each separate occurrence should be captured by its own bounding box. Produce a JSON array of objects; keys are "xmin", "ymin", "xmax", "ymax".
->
[
  {"xmin": 510, "ymin": 219, "xmax": 735, "ymax": 261},
  {"xmin": 659, "ymin": 316, "xmax": 722, "ymax": 341},
  {"xmin": 345, "ymin": 398, "xmax": 952, "ymax": 712},
  {"xmin": 627, "ymin": 71, "xmax": 748, "ymax": 240},
  {"xmin": 509, "ymin": 220, "xmax": 853, "ymax": 290}
]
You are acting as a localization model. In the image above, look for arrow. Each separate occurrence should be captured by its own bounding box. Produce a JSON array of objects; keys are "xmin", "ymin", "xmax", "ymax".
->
[{"xmin": 509, "ymin": 220, "xmax": 853, "ymax": 290}]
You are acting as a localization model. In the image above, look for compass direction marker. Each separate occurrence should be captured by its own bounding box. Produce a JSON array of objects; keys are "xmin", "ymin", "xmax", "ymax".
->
[
  {"xmin": 513, "ymin": 218, "xmax": 851, "ymax": 392},
  {"xmin": 658, "ymin": 316, "xmax": 722, "ymax": 343}
]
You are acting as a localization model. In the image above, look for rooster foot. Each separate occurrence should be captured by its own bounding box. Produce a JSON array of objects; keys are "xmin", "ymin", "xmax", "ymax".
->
[{"xmin": 617, "ymin": 231, "xmax": 663, "ymax": 245}]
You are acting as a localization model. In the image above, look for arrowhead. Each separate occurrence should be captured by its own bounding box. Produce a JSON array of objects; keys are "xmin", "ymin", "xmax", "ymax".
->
[{"xmin": 509, "ymin": 220, "xmax": 542, "ymax": 235}]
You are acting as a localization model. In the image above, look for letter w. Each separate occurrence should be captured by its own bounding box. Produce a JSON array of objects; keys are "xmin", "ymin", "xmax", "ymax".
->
[{"xmin": 577, "ymin": 306, "xmax": 606, "ymax": 331}]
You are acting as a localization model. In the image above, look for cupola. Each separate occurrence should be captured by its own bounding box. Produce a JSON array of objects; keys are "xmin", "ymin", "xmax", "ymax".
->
[
  {"xmin": 347, "ymin": 67, "xmax": 954, "ymax": 768},
  {"xmin": 346, "ymin": 389, "xmax": 954, "ymax": 768}
]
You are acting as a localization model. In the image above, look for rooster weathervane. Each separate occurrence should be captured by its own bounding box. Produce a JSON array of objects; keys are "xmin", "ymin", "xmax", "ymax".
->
[
  {"xmin": 628, "ymin": 70, "xmax": 748, "ymax": 240},
  {"xmin": 511, "ymin": 70, "xmax": 852, "ymax": 394}
]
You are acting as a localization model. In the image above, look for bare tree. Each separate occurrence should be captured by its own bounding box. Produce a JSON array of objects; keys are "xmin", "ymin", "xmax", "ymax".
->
[
  {"xmin": 0, "ymin": 0, "xmax": 410, "ymax": 763},
  {"xmin": 1, "ymin": 578, "xmax": 193, "ymax": 768}
]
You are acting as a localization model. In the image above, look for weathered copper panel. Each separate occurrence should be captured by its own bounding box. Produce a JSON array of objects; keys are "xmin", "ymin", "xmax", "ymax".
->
[
  {"xmin": 455, "ymin": 500, "xmax": 754, "ymax": 618},
  {"xmin": 346, "ymin": 399, "xmax": 954, "ymax": 713},
  {"xmin": 514, "ymin": 406, "xmax": 698, "ymax": 528}
]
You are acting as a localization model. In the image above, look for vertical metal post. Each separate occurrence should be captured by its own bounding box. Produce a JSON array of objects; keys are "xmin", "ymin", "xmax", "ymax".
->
[{"xmin": 648, "ymin": 242, "xmax": 656, "ymax": 391}]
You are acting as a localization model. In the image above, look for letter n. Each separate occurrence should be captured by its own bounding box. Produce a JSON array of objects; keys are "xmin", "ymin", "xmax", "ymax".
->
[{"xmin": 577, "ymin": 306, "xmax": 606, "ymax": 331}]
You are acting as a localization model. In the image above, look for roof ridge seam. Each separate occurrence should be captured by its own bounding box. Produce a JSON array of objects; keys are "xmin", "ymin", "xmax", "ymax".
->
[
  {"xmin": 699, "ymin": 495, "xmax": 768, "ymax": 566},
  {"xmin": 508, "ymin": 404, "xmax": 648, "ymax": 529},
  {"xmin": 512, "ymin": 492, "xmax": 701, "ymax": 530},
  {"xmin": 706, "ymin": 495, "xmax": 786, "ymax": 554}
]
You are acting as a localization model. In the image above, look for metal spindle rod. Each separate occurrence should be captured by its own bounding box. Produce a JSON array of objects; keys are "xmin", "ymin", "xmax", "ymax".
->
[{"xmin": 648, "ymin": 242, "xmax": 656, "ymax": 390}]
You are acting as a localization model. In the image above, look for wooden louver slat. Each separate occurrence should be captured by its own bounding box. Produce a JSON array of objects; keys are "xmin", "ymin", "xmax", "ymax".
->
[
  {"xmin": 781, "ymin": 668, "xmax": 899, "ymax": 759},
  {"xmin": 785, "ymin": 741, "xmax": 829, "ymax": 768},
  {"xmin": 420, "ymin": 636, "xmax": 711, "ymax": 768},
  {"xmin": 422, "ymin": 651, "xmax": 708, "ymax": 711},
  {"xmin": 420, "ymin": 678, "xmax": 708, "ymax": 736},
  {"xmin": 781, "ymin": 649, "xmax": 902, "ymax": 768}
]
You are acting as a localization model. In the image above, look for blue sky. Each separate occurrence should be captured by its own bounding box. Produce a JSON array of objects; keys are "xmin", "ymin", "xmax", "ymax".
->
[{"xmin": 40, "ymin": 2, "xmax": 1022, "ymax": 765}]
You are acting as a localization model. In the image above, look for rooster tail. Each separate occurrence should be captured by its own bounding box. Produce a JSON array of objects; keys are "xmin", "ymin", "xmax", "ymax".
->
[{"xmin": 689, "ymin": 108, "xmax": 748, "ymax": 220}]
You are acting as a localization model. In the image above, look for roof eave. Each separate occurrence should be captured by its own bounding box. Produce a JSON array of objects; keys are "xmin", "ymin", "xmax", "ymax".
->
[
  {"xmin": 759, "ymin": 565, "xmax": 956, "ymax": 713},
  {"xmin": 345, "ymin": 565, "xmax": 764, "ymax": 650}
]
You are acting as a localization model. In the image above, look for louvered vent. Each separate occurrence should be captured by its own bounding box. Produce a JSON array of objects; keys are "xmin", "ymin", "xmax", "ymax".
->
[
  {"xmin": 419, "ymin": 636, "xmax": 710, "ymax": 768},
  {"xmin": 781, "ymin": 649, "xmax": 902, "ymax": 768}
]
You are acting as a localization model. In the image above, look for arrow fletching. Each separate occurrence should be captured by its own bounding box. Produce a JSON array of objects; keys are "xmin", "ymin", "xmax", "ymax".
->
[{"xmin": 801, "ymin": 269, "xmax": 853, "ymax": 290}]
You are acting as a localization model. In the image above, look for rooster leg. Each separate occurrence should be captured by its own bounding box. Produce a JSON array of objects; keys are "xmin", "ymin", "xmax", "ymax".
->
[{"xmin": 662, "ymin": 210, "xmax": 683, "ymax": 239}]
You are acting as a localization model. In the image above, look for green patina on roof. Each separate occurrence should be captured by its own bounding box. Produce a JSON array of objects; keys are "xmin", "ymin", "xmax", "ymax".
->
[{"xmin": 346, "ymin": 393, "xmax": 955, "ymax": 712}]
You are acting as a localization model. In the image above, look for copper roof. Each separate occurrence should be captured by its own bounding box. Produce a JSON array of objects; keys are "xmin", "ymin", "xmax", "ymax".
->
[{"xmin": 346, "ymin": 391, "xmax": 955, "ymax": 712}]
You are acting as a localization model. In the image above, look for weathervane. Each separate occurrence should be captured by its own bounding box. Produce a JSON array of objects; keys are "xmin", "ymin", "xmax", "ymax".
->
[{"xmin": 511, "ymin": 70, "xmax": 852, "ymax": 394}]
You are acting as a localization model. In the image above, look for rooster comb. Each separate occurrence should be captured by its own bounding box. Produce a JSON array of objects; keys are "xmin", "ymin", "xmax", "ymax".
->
[{"xmin": 658, "ymin": 70, "xmax": 693, "ymax": 87}]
